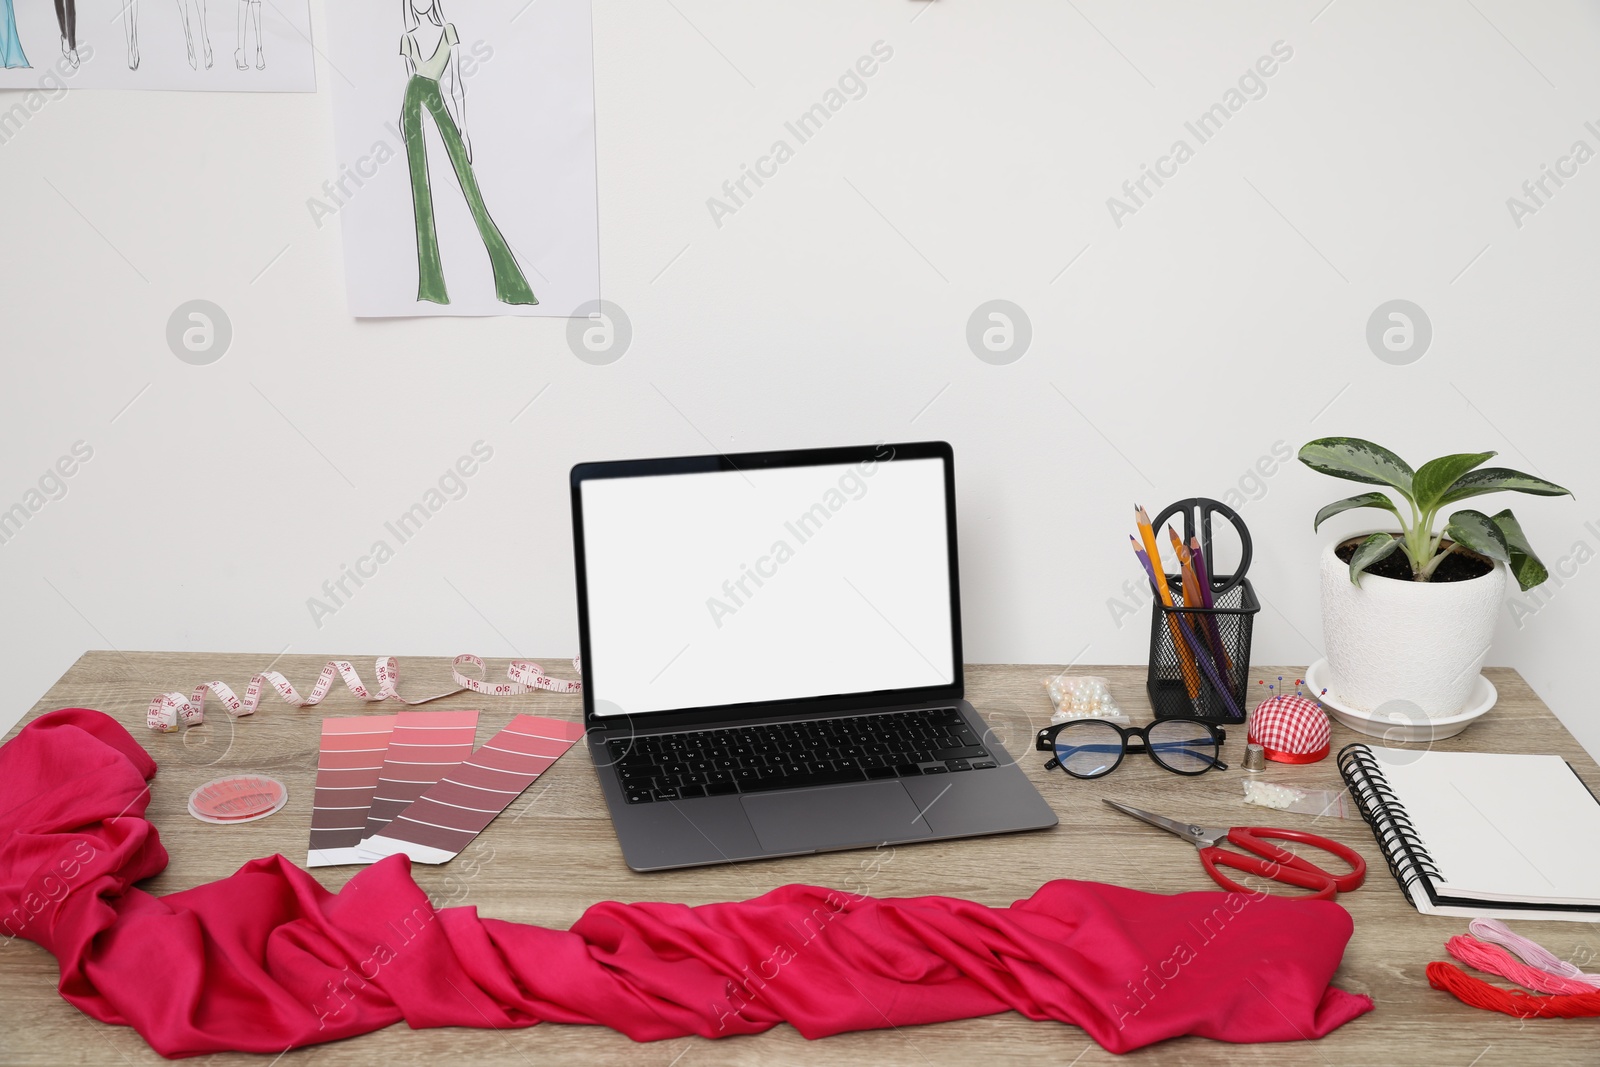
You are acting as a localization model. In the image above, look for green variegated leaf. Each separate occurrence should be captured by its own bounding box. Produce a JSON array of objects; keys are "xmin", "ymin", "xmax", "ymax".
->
[
  {"xmin": 1490, "ymin": 509, "xmax": 1549, "ymax": 592},
  {"xmin": 1348, "ymin": 532, "xmax": 1400, "ymax": 585},
  {"xmin": 1412, "ymin": 452, "xmax": 1496, "ymax": 511},
  {"xmin": 1313, "ymin": 492, "xmax": 1401, "ymax": 532},
  {"xmin": 1299, "ymin": 439, "xmax": 1414, "ymax": 496},
  {"xmin": 1444, "ymin": 509, "xmax": 1511, "ymax": 565},
  {"xmin": 1439, "ymin": 467, "xmax": 1573, "ymax": 506}
]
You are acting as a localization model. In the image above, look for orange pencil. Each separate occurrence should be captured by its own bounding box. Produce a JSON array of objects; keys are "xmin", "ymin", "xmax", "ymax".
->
[
  {"xmin": 1136, "ymin": 506, "xmax": 1201, "ymax": 700},
  {"xmin": 1167, "ymin": 525, "xmax": 1202, "ymax": 610}
]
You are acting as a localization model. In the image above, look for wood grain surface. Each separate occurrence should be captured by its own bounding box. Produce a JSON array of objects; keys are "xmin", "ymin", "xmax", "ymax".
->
[{"xmin": 3, "ymin": 651, "xmax": 1598, "ymax": 1065}]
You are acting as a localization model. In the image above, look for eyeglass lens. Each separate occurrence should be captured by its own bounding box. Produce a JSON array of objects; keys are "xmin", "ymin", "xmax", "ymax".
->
[
  {"xmin": 1146, "ymin": 718, "xmax": 1220, "ymax": 773},
  {"xmin": 1052, "ymin": 720, "xmax": 1124, "ymax": 778}
]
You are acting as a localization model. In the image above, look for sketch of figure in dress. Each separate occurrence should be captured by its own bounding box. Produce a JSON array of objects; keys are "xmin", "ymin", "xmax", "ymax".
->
[
  {"xmin": 0, "ymin": 0, "xmax": 30, "ymax": 68},
  {"xmin": 399, "ymin": 0, "xmax": 535, "ymax": 306},
  {"xmin": 233, "ymin": 0, "xmax": 262, "ymax": 69},
  {"xmin": 175, "ymin": 0, "xmax": 212, "ymax": 69},
  {"xmin": 53, "ymin": 0, "xmax": 77, "ymax": 68}
]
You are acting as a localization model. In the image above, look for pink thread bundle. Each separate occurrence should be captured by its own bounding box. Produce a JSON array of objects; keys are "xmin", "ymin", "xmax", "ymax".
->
[
  {"xmin": 1430, "ymin": 918, "xmax": 1600, "ymax": 1018},
  {"xmin": 1467, "ymin": 918, "xmax": 1600, "ymax": 987},
  {"xmin": 1445, "ymin": 936, "xmax": 1596, "ymax": 995}
]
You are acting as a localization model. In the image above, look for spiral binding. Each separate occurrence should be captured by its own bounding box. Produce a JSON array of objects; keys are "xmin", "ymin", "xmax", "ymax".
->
[{"xmin": 1337, "ymin": 742, "xmax": 1444, "ymax": 907}]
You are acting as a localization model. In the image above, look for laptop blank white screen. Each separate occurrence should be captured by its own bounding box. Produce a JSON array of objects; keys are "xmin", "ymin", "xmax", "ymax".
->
[{"xmin": 580, "ymin": 455, "xmax": 955, "ymax": 716}]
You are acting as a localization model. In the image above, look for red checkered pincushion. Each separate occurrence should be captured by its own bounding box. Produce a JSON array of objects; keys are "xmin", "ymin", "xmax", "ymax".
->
[{"xmin": 1248, "ymin": 693, "xmax": 1331, "ymax": 764}]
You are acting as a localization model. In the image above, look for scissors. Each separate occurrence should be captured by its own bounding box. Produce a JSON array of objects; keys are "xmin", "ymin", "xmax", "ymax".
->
[{"xmin": 1104, "ymin": 799, "xmax": 1366, "ymax": 900}]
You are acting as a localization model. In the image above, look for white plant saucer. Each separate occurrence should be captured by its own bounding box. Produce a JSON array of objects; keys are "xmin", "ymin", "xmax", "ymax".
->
[{"xmin": 1302, "ymin": 658, "xmax": 1497, "ymax": 743}]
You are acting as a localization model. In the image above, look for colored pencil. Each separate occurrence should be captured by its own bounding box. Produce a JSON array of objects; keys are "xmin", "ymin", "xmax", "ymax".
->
[
  {"xmin": 1188, "ymin": 536, "xmax": 1234, "ymax": 671},
  {"xmin": 1169, "ymin": 526, "xmax": 1229, "ymax": 673},
  {"xmin": 1167, "ymin": 525, "xmax": 1202, "ymax": 610},
  {"xmin": 1135, "ymin": 507, "xmax": 1201, "ymax": 700}
]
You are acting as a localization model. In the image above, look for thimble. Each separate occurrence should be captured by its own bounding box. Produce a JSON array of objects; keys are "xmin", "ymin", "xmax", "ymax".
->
[{"xmin": 1243, "ymin": 743, "xmax": 1266, "ymax": 772}]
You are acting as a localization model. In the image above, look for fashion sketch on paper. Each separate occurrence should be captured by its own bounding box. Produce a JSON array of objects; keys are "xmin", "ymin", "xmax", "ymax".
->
[
  {"xmin": 176, "ymin": 0, "xmax": 213, "ymax": 69},
  {"xmin": 234, "ymin": 0, "xmax": 262, "ymax": 68},
  {"xmin": 52, "ymin": 0, "xmax": 76, "ymax": 68},
  {"xmin": 0, "ymin": 0, "xmax": 29, "ymax": 68},
  {"xmin": 399, "ymin": 0, "xmax": 536, "ymax": 306}
]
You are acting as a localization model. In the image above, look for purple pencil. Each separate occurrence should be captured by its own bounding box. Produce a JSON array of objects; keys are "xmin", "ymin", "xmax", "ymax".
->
[{"xmin": 1187, "ymin": 537, "xmax": 1233, "ymax": 671}]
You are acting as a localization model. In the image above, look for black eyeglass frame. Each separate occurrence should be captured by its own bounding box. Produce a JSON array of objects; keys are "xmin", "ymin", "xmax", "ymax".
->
[{"xmin": 1034, "ymin": 718, "xmax": 1229, "ymax": 778}]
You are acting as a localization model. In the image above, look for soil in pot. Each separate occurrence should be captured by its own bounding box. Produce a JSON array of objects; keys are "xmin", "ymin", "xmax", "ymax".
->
[{"xmin": 1335, "ymin": 538, "xmax": 1493, "ymax": 583}]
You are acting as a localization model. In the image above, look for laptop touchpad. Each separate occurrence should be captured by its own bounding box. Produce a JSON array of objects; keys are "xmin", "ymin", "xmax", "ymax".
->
[{"xmin": 742, "ymin": 781, "xmax": 934, "ymax": 854}]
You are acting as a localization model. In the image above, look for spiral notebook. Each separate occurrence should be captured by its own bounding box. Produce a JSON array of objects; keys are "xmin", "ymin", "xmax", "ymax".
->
[{"xmin": 1339, "ymin": 744, "xmax": 1600, "ymax": 921}]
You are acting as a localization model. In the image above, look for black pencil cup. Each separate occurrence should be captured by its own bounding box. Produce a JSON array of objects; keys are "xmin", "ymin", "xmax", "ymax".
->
[{"xmin": 1146, "ymin": 576, "xmax": 1259, "ymax": 723}]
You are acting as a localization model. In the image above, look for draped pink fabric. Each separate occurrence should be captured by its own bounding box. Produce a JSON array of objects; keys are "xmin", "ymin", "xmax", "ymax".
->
[{"xmin": 1, "ymin": 709, "xmax": 1373, "ymax": 1058}]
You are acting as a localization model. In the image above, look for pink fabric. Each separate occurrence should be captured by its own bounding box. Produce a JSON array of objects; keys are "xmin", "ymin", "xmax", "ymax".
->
[{"xmin": 1, "ymin": 709, "xmax": 1373, "ymax": 1058}]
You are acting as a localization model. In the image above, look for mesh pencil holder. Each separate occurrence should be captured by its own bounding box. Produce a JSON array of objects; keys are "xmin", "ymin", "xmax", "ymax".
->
[
  {"xmin": 1146, "ymin": 577, "xmax": 1259, "ymax": 723},
  {"xmin": 1142, "ymin": 497, "xmax": 1260, "ymax": 724}
]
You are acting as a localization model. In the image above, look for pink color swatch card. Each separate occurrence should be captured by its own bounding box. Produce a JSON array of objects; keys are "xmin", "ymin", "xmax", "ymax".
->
[
  {"xmin": 358, "ymin": 715, "xmax": 586, "ymax": 864},
  {"xmin": 307, "ymin": 715, "xmax": 397, "ymax": 867},
  {"xmin": 362, "ymin": 710, "xmax": 480, "ymax": 840}
]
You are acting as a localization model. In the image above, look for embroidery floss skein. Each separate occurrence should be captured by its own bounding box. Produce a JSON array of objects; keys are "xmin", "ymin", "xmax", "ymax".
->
[
  {"xmin": 1427, "ymin": 963, "xmax": 1600, "ymax": 1019},
  {"xmin": 1445, "ymin": 936, "xmax": 1598, "ymax": 995},
  {"xmin": 1467, "ymin": 918, "xmax": 1600, "ymax": 987}
]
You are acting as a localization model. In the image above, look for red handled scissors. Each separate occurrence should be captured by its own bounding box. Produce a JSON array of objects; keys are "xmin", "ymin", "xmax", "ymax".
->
[{"xmin": 1104, "ymin": 799, "xmax": 1366, "ymax": 900}]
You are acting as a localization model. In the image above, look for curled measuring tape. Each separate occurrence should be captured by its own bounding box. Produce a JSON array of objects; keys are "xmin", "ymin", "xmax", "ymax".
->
[{"xmin": 146, "ymin": 654, "xmax": 581, "ymax": 733}]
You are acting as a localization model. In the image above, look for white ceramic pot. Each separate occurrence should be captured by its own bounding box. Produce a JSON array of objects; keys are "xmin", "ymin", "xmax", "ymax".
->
[{"xmin": 1318, "ymin": 535, "xmax": 1507, "ymax": 717}]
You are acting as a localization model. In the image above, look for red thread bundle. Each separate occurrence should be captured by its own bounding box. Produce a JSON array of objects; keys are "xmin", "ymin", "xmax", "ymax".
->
[{"xmin": 1428, "ymin": 962, "xmax": 1600, "ymax": 1019}]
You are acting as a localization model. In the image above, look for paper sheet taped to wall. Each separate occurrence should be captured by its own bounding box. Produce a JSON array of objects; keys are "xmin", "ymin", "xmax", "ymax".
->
[
  {"xmin": 324, "ymin": 0, "xmax": 600, "ymax": 317},
  {"xmin": 0, "ymin": 0, "xmax": 316, "ymax": 92}
]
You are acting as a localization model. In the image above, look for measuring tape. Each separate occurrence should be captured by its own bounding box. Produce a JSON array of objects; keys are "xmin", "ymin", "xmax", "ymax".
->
[{"xmin": 146, "ymin": 654, "xmax": 581, "ymax": 732}]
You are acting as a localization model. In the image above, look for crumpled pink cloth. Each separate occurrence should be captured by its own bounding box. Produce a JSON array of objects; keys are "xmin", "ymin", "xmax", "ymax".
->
[{"xmin": 1, "ymin": 709, "xmax": 1372, "ymax": 1058}]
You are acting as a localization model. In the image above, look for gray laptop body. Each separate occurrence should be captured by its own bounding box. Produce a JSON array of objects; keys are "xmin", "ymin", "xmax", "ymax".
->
[{"xmin": 570, "ymin": 441, "xmax": 1057, "ymax": 872}]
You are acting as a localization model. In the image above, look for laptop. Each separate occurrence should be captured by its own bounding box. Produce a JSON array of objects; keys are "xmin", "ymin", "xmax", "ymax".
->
[{"xmin": 570, "ymin": 440, "xmax": 1058, "ymax": 871}]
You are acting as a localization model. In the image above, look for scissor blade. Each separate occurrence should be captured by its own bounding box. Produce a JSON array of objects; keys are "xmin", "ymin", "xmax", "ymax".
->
[{"xmin": 1103, "ymin": 799, "xmax": 1216, "ymax": 846}]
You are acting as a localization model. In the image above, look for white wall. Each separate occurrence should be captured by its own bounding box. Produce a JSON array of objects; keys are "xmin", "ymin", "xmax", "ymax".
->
[{"xmin": 4, "ymin": 0, "xmax": 1599, "ymax": 760}]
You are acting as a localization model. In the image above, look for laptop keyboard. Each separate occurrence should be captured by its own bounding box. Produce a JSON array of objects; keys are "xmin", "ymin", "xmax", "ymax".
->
[{"xmin": 610, "ymin": 706, "xmax": 997, "ymax": 804}]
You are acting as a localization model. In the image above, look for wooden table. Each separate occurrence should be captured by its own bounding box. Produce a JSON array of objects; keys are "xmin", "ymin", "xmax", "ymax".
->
[{"xmin": 3, "ymin": 652, "xmax": 1598, "ymax": 1065}]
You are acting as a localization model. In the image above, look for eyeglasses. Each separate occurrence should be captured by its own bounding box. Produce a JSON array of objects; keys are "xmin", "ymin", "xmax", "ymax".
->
[{"xmin": 1034, "ymin": 718, "xmax": 1228, "ymax": 779}]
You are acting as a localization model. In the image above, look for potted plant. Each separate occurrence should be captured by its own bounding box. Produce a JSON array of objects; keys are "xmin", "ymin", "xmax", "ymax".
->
[{"xmin": 1298, "ymin": 438, "xmax": 1571, "ymax": 717}]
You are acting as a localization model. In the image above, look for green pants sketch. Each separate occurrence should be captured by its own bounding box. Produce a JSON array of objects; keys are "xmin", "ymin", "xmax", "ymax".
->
[{"xmin": 400, "ymin": 75, "xmax": 536, "ymax": 306}]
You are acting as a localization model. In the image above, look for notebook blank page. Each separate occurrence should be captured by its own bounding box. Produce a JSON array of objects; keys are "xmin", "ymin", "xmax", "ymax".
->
[{"xmin": 1372, "ymin": 748, "xmax": 1600, "ymax": 906}]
